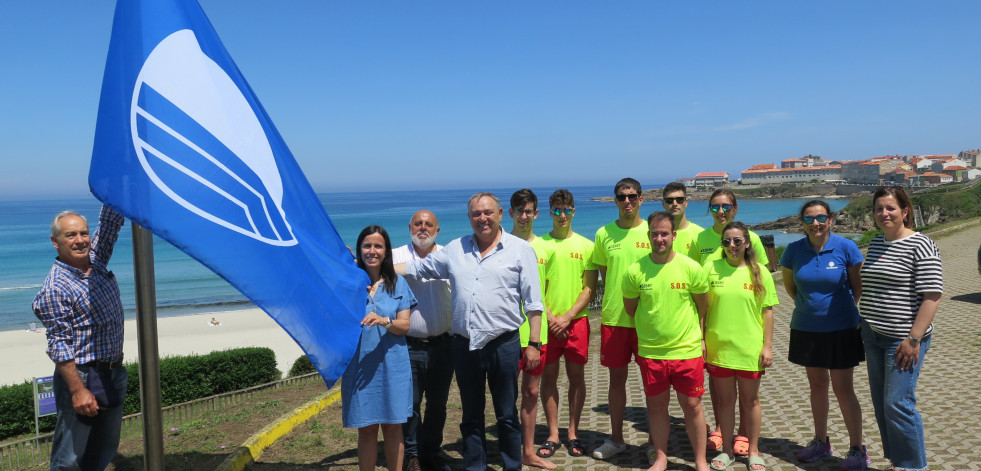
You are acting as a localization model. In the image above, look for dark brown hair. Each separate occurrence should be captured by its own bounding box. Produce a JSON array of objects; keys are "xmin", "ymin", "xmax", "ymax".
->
[
  {"xmin": 356, "ymin": 225, "xmax": 396, "ymax": 295},
  {"xmin": 799, "ymin": 200, "xmax": 834, "ymax": 219},
  {"xmin": 872, "ymin": 187, "xmax": 913, "ymax": 228}
]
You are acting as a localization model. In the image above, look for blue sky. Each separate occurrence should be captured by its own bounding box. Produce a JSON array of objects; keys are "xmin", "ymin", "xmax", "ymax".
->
[{"xmin": 1, "ymin": 1, "xmax": 979, "ymax": 199}]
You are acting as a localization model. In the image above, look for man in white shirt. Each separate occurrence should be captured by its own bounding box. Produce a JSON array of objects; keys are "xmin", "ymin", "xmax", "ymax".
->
[{"xmin": 392, "ymin": 210, "xmax": 454, "ymax": 471}]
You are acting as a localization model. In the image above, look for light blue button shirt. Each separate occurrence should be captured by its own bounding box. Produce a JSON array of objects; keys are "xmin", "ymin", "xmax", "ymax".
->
[{"xmin": 406, "ymin": 230, "xmax": 544, "ymax": 350}]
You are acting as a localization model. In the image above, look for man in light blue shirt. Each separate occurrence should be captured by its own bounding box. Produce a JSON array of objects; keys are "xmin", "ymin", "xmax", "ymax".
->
[{"xmin": 399, "ymin": 192, "xmax": 544, "ymax": 471}]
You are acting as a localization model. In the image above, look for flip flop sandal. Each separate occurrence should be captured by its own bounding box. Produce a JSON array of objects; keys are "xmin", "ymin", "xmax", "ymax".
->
[
  {"xmin": 709, "ymin": 452, "xmax": 735, "ymax": 471},
  {"xmin": 566, "ymin": 438, "xmax": 587, "ymax": 457},
  {"xmin": 733, "ymin": 435, "xmax": 750, "ymax": 456},
  {"xmin": 747, "ymin": 455, "xmax": 767, "ymax": 471},
  {"xmin": 536, "ymin": 440, "xmax": 559, "ymax": 458},
  {"xmin": 707, "ymin": 431, "xmax": 723, "ymax": 451}
]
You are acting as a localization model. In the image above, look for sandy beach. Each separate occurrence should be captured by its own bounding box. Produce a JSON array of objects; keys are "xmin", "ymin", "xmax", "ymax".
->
[{"xmin": 0, "ymin": 308, "xmax": 305, "ymax": 387}]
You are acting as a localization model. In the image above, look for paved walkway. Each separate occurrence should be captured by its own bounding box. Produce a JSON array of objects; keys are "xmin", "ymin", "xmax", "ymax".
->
[
  {"xmin": 266, "ymin": 221, "xmax": 980, "ymax": 470},
  {"xmin": 532, "ymin": 221, "xmax": 981, "ymax": 470}
]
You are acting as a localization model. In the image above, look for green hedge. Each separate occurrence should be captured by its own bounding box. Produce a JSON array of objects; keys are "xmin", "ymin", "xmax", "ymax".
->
[
  {"xmin": 288, "ymin": 355, "xmax": 316, "ymax": 377},
  {"xmin": 0, "ymin": 347, "xmax": 280, "ymax": 441},
  {"xmin": 0, "ymin": 381, "xmax": 55, "ymax": 440}
]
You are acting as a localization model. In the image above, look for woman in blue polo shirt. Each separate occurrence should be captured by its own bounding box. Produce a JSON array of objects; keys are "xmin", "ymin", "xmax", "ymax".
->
[{"xmin": 780, "ymin": 200, "xmax": 869, "ymax": 470}]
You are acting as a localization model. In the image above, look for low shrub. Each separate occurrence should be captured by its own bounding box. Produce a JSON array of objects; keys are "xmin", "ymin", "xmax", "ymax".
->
[
  {"xmin": 288, "ymin": 355, "xmax": 317, "ymax": 377},
  {"xmin": 1, "ymin": 347, "xmax": 279, "ymax": 440},
  {"xmin": 0, "ymin": 381, "xmax": 56, "ymax": 440},
  {"xmin": 856, "ymin": 229, "xmax": 884, "ymax": 246}
]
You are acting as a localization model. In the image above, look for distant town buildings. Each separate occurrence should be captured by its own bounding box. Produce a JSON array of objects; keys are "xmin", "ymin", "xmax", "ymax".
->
[
  {"xmin": 678, "ymin": 149, "xmax": 981, "ymax": 188},
  {"xmin": 693, "ymin": 172, "xmax": 729, "ymax": 188}
]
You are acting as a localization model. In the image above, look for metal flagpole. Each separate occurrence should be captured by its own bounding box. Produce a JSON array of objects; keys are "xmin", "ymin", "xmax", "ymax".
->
[{"xmin": 131, "ymin": 222, "xmax": 164, "ymax": 471}]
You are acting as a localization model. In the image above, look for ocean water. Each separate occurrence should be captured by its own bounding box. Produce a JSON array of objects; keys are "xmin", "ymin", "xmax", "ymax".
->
[{"xmin": 0, "ymin": 186, "xmax": 850, "ymax": 331}]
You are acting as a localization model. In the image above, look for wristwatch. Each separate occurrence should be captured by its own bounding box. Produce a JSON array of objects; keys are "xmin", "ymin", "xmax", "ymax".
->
[
  {"xmin": 528, "ymin": 341, "xmax": 543, "ymax": 351},
  {"xmin": 384, "ymin": 317, "xmax": 393, "ymax": 329},
  {"xmin": 907, "ymin": 334, "xmax": 920, "ymax": 346}
]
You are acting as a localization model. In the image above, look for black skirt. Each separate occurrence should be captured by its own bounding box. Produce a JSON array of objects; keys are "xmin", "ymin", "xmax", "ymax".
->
[{"xmin": 788, "ymin": 327, "xmax": 865, "ymax": 369}]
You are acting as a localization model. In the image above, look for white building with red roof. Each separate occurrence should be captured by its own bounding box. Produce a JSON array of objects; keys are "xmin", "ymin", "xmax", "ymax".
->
[
  {"xmin": 693, "ymin": 172, "xmax": 729, "ymax": 188},
  {"xmin": 741, "ymin": 165, "xmax": 842, "ymax": 185}
]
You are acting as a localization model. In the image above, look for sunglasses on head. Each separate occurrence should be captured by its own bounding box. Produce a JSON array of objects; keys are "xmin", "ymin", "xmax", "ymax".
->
[
  {"xmin": 615, "ymin": 193, "xmax": 640, "ymax": 202},
  {"xmin": 550, "ymin": 208, "xmax": 574, "ymax": 216},
  {"xmin": 663, "ymin": 196, "xmax": 686, "ymax": 204},
  {"xmin": 802, "ymin": 214, "xmax": 829, "ymax": 224},
  {"xmin": 721, "ymin": 237, "xmax": 745, "ymax": 247},
  {"xmin": 710, "ymin": 204, "xmax": 734, "ymax": 213}
]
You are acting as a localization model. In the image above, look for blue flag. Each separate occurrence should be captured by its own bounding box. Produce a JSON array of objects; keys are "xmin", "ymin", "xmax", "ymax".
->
[{"xmin": 88, "ymin": 0, "xmax": 368, "ymax": 387}]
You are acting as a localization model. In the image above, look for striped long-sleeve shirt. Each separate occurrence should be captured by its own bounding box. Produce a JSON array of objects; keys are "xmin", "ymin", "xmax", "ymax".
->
[
  {"xmin": 859, "ymin": 232, "xmax": 943, "ymax": 338},
  {"xmin": 33, "ymin": 206, "xmax": 125, "ymax": 364}
]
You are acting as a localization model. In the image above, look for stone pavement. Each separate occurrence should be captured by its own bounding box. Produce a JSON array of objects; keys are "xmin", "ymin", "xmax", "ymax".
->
[{"xmin": 528, "ymin": 221, "xmax": 981, "ymax": 471}]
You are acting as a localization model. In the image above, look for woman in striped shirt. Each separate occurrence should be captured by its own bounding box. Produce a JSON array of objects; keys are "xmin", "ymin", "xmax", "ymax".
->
[{"xmin": 859, "ymin": 187, "xmax": 942, "ymax": 471}]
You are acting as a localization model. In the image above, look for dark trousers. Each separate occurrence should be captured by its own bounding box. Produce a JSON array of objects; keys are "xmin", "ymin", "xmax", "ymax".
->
[
  {"xmin": 403, "ymin": 334, "xmax": 455, "ymax": 459},
  {"xmin": 452, "ymin": 330, "xmax": 521, "ymax": 471}
]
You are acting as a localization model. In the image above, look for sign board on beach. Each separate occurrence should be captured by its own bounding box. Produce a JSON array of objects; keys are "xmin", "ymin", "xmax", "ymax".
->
[
  {"xmin": 34, "ymin": 375, "xmax": 56, "ymax": 437},
  {"xmin": 34, "ymin": 376, "xmax": 56, "ymax": 417}
]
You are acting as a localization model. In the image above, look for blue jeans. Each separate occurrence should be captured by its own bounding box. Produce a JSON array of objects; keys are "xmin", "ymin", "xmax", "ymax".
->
[
  {"xmin": 452, "ymin": 330, "xmax": 521, "ymax": 471},
  {"xmin": 403, "ymin": 334, "xmax": 454, "ymax": 459},
  {"xmin": 50, "ymin": 365, "xmax": 128, "ymax": 471},
  {"xmin": 861, "ymin": 321, "xmax": 930, "ymax": 471}
]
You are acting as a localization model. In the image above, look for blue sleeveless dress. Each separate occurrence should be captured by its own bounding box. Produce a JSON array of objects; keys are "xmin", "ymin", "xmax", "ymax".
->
[{"xmin": 341, "ymin": 275, "xmax": 416, "ymax": 428}]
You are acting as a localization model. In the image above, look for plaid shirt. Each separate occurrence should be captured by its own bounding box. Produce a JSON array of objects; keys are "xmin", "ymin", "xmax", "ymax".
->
[{"xmin": 33, "ymin": 206, "xmax": 125, "ymax": 364}]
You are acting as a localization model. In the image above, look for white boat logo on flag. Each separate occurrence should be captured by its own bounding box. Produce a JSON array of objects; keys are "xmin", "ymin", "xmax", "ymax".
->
[{"xmin": 129, "ymin": 29, "xmax": 297, "ymax": 246}]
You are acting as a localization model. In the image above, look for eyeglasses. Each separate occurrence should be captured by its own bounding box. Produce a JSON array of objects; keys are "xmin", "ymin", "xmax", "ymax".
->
[
  {"xmin": 511, "ymin": 209, "xmax": 535, "ymax": 216},
  {"xmin": 663, "ymin": 197, "xmax": 686, "ymax": 204},
  {"xmin": 721, "ymin": 237, "xmax": 745, "ymax": 247},
  {"xmin": 615, "ymin": 193, "xmax": 640, "ymax": 202},
  {"xmin": 550, "ymin": 208, "xmax": 574, "ymax": 216},
  {"xmin": 802, "ymin": 214, "xmax": 829, "ymax": 224},
  {"xmin": 710, "ymin": 204, "xmax": 734, "ymax": 213}
]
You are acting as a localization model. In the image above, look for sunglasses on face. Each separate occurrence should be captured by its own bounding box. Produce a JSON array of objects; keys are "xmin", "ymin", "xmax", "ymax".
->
[
  {"xmin": 550, "ymin": 208, "xmax": 574, "ymax": 216},
  {"xmin": 802, "ymin": 214, "xmax": 829, "ymax": 224},
  {"xmin": 721, "ymin": 237, "xmax": 745, "ymax": 247},
  {"xmin": 663, "ymin": 197, "xmax": 686, "ymax": 204},
  {"xmin": 710, "ymin": 204, "xmax": 734, "ymax": 213},
  {"xmin": 615, "ymin": 193, "xmax": 640, "ymax": 202}
]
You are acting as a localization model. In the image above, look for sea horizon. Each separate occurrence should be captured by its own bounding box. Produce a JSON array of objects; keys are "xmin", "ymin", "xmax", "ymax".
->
[{"xmin": 0, "ymin": 184, "xmax": 851, "ymax": 332}]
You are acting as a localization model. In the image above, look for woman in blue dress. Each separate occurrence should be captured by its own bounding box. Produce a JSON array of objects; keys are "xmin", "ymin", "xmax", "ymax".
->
[{"xmin": 342, "ymin": 225, "xmax": 415, "ymax": 471}]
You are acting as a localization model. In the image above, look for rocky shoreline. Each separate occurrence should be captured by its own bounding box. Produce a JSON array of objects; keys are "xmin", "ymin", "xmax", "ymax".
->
[{"xmin": 747, "ymin": 214, "xmax": 874, "ymax": 234}]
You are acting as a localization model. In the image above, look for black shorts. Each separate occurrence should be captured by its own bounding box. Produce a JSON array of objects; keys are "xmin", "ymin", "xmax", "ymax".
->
[{"xmin": 788, "ymin": 327, "xmax": 864, "ymax": 370}]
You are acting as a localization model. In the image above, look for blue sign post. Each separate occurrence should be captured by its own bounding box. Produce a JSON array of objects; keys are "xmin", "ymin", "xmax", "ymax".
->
[{"xmin": 33, "ymin": 376, "xmax": 56, "ymax": 436}]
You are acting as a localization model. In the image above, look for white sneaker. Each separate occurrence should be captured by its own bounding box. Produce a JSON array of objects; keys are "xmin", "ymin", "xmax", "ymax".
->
[{"xmin": 592, "ymin": 439, "xmax": 627, "ymax": 459}]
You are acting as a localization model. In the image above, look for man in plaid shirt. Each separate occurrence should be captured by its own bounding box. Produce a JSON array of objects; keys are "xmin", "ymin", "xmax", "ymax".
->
[{"xmin": 33, "ymin": 205, "xmax": 127, "ymax": 471}]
